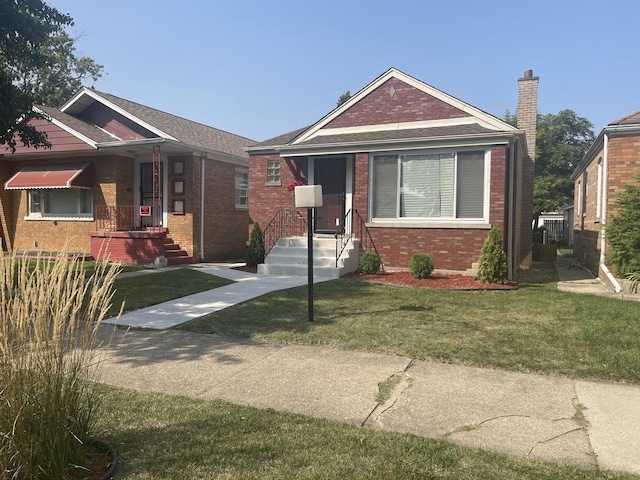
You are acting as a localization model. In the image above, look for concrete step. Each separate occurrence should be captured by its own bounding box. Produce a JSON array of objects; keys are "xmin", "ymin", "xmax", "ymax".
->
[
  {"xmin": 167, "ymin": 256, "xmax": 194, "ymax": 266},
  {"xmin": 258, "ymin": 263, "xmax": 341, "ymax": 279}
]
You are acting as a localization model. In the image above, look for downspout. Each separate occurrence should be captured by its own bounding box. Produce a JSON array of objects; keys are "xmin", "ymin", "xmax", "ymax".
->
[
  {"xmin": 200, "ymin": 153, "xmax": 207, "ymax": 261},
  {"xmin": 599, "ymin": 132, "xmax": 622, "ymax": 293},
  {"xmin": 507, "ymin": 142, "xmax": 515, "ymax": 280}
]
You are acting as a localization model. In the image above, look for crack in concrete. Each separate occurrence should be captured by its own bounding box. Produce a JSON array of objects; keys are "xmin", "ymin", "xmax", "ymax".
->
[
  {"xmin": 362, "ymin": 358, "xmax": 415, "ymax": 427},
  {"xmin": 527, "ymin": 427, "xmax": 587, "ymax": 457}
]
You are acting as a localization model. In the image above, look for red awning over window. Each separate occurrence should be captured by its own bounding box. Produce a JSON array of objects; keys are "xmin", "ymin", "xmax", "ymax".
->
[{"xmin": 4, "ymin": 162, "xmax": 92, "ymax": 190}]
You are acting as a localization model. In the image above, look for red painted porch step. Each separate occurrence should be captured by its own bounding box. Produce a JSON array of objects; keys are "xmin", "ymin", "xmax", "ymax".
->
[{"xmin": 163, "ymin": 237, "xmax": 193, "ymax": 266}]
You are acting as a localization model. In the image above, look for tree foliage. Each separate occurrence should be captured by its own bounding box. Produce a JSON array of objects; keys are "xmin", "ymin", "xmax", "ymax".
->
[
  {"xmin": 336, "ymin": 90, "xmax": 351, "ymax": 107},
  {"xmin": 606, "ymin": 175, "xmax": 640, "ymax": 276},
  {"xmin": 534, "ymin": 110, "xmax": 595, "ymax": 216},
  {"xmin": 0, "ymin": 0, "xmax": 103, "ymax": 152}
]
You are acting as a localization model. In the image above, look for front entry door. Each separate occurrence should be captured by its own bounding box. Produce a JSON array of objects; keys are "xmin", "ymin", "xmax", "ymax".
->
[
  {"xmin": 314, "ymin": 157, "xmax": 346, "ymax": 233},
  {"xmin": 140, "ymin": 162, "xmax": 163, "ymax": 228}
]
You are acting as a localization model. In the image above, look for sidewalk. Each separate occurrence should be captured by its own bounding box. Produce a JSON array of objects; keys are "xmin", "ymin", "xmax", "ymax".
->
[
  {"xmin": 95, "ymin": 326, "xmax": 640, "ymax": 475},
  {"xmin": 94, "ymin": 262, "xmax": 640, "ymax": 475}
]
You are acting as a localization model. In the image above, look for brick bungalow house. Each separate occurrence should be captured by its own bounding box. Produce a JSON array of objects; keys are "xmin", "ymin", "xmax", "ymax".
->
[
  {"xmin": 1, "ymin": 88, "xmax": 256, "ymax": 265},
  {"xmin": 571, "ymin": 110, "xmax": 640, "ymax": 290},
  {"xmin": 247, "ymin": 68, "xmax": 537, "ymax": 280}
]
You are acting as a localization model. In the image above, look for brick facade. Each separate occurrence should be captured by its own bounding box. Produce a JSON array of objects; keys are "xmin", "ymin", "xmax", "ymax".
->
[
  {"xmin": 248, "ymin": 69, "xmax": 535, "ymax": 278},
  {"xmin": 573, "ymin": 132, "xmax": 640, "ymax": 277}
]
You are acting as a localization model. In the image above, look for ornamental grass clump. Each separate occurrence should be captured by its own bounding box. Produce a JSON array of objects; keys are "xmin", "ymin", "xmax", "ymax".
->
[
  {"xmin": 0, "ymin": 249, "xmax": 121, "ymax": 479},
  {"xmin": 409, "ymin": 253, "xmax": 434, "ymax": 279}
]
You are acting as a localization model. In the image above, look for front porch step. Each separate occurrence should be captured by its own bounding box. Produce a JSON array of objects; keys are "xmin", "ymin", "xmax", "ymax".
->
[
  {"xmin": 163, "ymin": 236, "xmax": 193, "ymax": 266},
  {"xmin": 258, "ymin": 236, "xmax": 359, "ymax": 278}
]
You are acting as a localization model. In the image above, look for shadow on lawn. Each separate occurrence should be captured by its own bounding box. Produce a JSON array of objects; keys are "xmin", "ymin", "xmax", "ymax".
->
[{"xmin": 517, "ymin": 261, "xmax": 559, "ymax": 289}]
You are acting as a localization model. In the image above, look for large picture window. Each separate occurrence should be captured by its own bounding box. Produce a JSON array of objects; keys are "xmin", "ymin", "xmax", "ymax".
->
[
  {"xmin": 370, "ymin": 150, "xmax": 487, "ymax": 221},
  {"xmin": 28, "ymin": 189, "xmax": 93, "ymax": 219}
]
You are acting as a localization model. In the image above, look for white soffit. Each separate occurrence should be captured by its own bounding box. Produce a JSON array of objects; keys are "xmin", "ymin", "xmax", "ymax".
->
[{"xmin": 292, "ymin": 68, "xmax": 517, "ymax": 145}]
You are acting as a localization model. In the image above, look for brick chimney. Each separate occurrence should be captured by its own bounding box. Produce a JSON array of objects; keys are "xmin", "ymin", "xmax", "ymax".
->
[{"xmin": 517, "ymin": 69, "xmax": 539, "ymax": 160}]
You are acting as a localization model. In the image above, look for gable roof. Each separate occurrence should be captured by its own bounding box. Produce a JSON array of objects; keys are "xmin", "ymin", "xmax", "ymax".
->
[
  {"xmin": 247, "ymin": 68, "xmax": 521, "ymax": 156},
  {"xmin": 61, "ymin": 88, "xmax": 256, "ymax": 158},
  {"xmin": 610, "ymin": 110, "xmax": 640, "ymax": 126}
]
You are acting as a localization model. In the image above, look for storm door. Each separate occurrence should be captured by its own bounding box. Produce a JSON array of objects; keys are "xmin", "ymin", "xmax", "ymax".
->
[
  {"xmin": 314, "ymin": 157, "xmax": 346, "ymax": 233},
  {"xmin": 139, "ymin": 162, "xmax": 163, "ymax": 228}
]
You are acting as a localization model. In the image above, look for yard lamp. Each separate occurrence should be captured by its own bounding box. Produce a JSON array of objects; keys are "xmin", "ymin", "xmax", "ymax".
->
[{"xmin": 294, "ymin": 185, "xmax": 323, "ymax": 322}]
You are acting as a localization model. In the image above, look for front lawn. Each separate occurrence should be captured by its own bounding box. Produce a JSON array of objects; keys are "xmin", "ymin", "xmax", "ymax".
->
[
  {"xmin": 108, "ymin": 268, "xmax": 234, "ymax": 316},
  {"xmin": 177, "ymin": 263, "xmax": 640, "ymax": 384}
]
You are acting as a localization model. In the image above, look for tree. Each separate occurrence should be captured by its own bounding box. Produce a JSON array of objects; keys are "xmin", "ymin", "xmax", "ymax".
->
[
  {"xmin": 534, "ymin": 110, "xmax": 595, "ymax": 216},
  {"xmin": 0, "ymin": 0, "xmax": 103, "ymax": 152},
  {"xmin": 504, "ymin": 109, "xmax": 595, "ymax": 218},
  {"xmin": 336, "ymin": 90, "xmax": 351, "ymax": 107},
  {"xmin": 247, "ymin": 223, "xmax": 265, "ymax": 267},
  {"xmin": 605, "ymin": 174, "xmax": 640, "ymax": 276}
]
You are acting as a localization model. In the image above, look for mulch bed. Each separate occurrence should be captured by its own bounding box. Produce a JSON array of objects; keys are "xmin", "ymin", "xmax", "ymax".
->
[{"xmin": 232, "ymin": 266, "xmax": 517, "ymax": 291}]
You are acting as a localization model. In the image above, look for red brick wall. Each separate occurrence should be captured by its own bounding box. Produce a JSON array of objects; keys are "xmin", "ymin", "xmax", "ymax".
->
[
  {"xmin": 574, "ymin": 133, "xmax": 640, "ymax": 276},
  {"xmin": 201, "ymin": 158, "xmax": 250, "ymax": 261},
  {"xmin": 248, "ymin": 153, "xmax": 308, "ymax": 233},
  {"xmin": 250, "ymin": 145, "xmax": 511, "ymax": 273},
  {"xmin": 91, "ymin": 231, "xmax": 165, "ymax": 264},
  {"xmin": 326, "ymin": 78, "xmax": 468, "ymax": 128}
]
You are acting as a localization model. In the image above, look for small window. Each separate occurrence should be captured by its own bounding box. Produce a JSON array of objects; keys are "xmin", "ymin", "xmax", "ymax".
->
[
  {"xmin": 267, "ymin": 160, "xmax": 280, "ymax": 184},
  {"xmin": 235, "ymin": 169, "xmax": 249, "ymax": 208},
  {"xmin": 28, "ymin": 189, "xmax": 93, "ymax": 219}
]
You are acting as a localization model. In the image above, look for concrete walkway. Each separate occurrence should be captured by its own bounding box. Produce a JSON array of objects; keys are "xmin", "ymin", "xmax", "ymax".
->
[
  {"xmin": 94, "ymin": 261, "xmax": 640, "ymax": 475},
  {"xmin": 103, "ymin": 263, "xmax": 331, "ymax": 329}
]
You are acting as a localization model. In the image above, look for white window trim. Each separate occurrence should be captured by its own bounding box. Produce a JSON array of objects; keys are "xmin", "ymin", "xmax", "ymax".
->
[
  {"xmin": 25, "ymin": 189, "xmax": 94, "ymax": 221},
  {"xmin": 235, "ymin": 168, "xmax": 249, "ymax": 210},
  {"xmin": 367, "ymin": 148, "xmax": 491, "ymax": 225}
]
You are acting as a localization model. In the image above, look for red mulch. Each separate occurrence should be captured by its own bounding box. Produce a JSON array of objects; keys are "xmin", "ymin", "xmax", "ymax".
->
[
  {"xmin": 344, "ymin": 271, "xmax": 518, "ymax": 291},
  {"xmin": 232, "ymin": 266, "xmax": 517, "ymax": 290}
]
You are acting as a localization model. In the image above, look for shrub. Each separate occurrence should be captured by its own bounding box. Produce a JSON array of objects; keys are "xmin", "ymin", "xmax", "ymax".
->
[
  {"xmin": 359, "ymin": 252, "xmax": 381, "ymax": 274},
  {"xmin": 0, "ymin": 249, "xmax": 121, "ymax": 478},
  {"xmin": 247, "ymin": 222, "xmax": 265, "ymax": 267},
  {"xmin": 606, "ymin": 175, "xmax": 640, "ymax": 276},
  {"xmin": 476, "ymin": 226, "xmax": 508, "ymax": 284},
  {"xmin": 409, "ymin": 253, "xmax": 434, "ymax": 279}
]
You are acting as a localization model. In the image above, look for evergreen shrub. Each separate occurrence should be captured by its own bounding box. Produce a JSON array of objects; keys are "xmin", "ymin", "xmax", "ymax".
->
[
  {"xmin": 358, "ymin": 252, "xmax": 381, "ymax": 274},
  {"xmin": 476, "ymin": 226, "xmax": 508, "ymax": 284},
  {"xmin": 606, "ymin": 175, "xmax": 640, "ymax": 276},
  {"xmin": 409, "ymin": 253, "xmax": 434, "ymax": 279},
  {"xmin": 247, "ymin": 223, "xmax": 265, "ymax": 267}
]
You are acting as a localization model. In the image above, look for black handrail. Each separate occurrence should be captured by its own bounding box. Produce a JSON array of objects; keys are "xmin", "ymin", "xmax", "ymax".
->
[
  {"xmin": 335, "ymin": 209, "xmax": 383, "ymax": 270},
  {"xmin": 263, "ymin": 209, "xmax": 308, "ymax": 256}
]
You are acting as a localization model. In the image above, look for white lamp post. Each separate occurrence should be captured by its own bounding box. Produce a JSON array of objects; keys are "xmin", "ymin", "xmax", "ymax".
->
[{"xmin": 294, "ymin": 185, "xmax": 323, "ymax": 322}]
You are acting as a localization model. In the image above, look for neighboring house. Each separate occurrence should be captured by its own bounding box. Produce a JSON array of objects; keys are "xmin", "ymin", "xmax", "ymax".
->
[
  {"xmin": 571, "ymin": 110, "xmax": 640, "ymax": 288},
  {"xmin": 247, "ymin": 68, "xmax": 538, "ymax": 280},
  {"xmin": 1, "ymin": 88, "xmax": 256, "ymax": 265}
]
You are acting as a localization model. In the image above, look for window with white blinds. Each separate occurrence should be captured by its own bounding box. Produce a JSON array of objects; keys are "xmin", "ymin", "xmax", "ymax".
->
[{"xmin": 370, "ymin": 150, "xmax": 487, "ymax": 221}]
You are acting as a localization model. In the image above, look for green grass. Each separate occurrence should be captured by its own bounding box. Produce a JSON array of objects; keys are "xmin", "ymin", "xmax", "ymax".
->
[
  {"xmin": 97, "ymin": 384, "xmax": 637, "ymax": 480},
  {"xmin": 108, "ymin": 268, "xmax": 233, "ymax": 316},
  {"xmin": 177, "ymin": 263, "xmax": 640, "ymax": 384}
]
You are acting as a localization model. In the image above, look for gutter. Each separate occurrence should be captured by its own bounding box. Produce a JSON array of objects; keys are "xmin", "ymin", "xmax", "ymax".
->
[{"xmin": 275, "ymin": 132, "xmax": 521, "ymax": 157}]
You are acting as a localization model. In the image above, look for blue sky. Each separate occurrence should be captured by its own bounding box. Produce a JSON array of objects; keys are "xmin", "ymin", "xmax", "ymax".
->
[{"xmin": 48, "ymin": 0, "xmax": 639, "ymax": 142}]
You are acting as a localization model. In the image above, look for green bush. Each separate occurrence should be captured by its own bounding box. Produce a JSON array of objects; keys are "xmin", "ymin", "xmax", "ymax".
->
[
  {"xmin": 358, "ymin": 252, "xmax": 381, "ymax": 274},
  {"xmin": 247, "ymin": 223, "xmax": 265, "ymax": 267},
  {"xmin": 0, "ymin": 249, "xmax": 121, "ymax": 478},
  {"xmin": 409, "ymin": 253, "xmax": 434, "ymax": 279},
  {"xmin": 476, "ymin": 226, "xmax": 508, "ymax": 284},
  {"xmin": 606, "ymin": 175, "xmax": 640, "ymax": 276}
]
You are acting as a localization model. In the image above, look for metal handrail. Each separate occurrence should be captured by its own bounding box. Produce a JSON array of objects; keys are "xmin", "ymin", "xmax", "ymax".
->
[
  {"xmin": 263, "ymin": 209, "xmax": 308, "ymax": 255},
  {"xmin": 95, "ymin": 205, "xmax": 159, "ymax": 231},
  {"xmin": 335, "ymin": 209, "xmax": 383, "ymax": 270}
]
